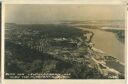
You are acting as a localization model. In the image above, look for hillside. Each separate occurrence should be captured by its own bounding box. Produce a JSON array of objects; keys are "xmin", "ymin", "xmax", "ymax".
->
[{"xmin": 5, "ymin": 23, "xmax": 124, "ymax": 79}]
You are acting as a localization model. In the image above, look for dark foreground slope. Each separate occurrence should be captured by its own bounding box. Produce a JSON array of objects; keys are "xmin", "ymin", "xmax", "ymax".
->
[{"xmin": 5, "ymin": 23, "xmax": 124, "ymax": 79}]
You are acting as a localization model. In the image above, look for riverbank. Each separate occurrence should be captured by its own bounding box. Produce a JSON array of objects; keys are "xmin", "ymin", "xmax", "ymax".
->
[{"xmin": 77, "ymin": 27, "xmax": 125, "ymax": 63}]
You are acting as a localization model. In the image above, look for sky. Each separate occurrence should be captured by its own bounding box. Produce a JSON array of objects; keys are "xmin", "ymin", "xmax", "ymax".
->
[{"xmin": 5, "ymin": 4, "xmax": 125, "ymax": 24}]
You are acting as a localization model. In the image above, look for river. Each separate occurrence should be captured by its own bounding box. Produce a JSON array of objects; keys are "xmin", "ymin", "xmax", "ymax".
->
[{"xmin": 78, "ymin": 27, "xmax": 125, "ymax": 63}]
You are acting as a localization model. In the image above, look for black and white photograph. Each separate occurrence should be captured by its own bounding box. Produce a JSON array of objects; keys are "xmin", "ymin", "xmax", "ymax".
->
[{"xmin": 4, "ymin": 4, "xmax": 125, "ymax": 79}]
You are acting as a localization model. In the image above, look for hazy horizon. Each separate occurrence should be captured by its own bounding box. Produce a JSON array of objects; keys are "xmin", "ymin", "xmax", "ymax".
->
[{"xmin": 5, "ymin": 4, "xmax": 125, "ymax": 24}]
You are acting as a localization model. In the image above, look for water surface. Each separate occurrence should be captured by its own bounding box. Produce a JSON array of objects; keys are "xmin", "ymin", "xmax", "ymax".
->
[{"xmin": 79, "ymin": 27, "xmax": 124, "ymax": 63}]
